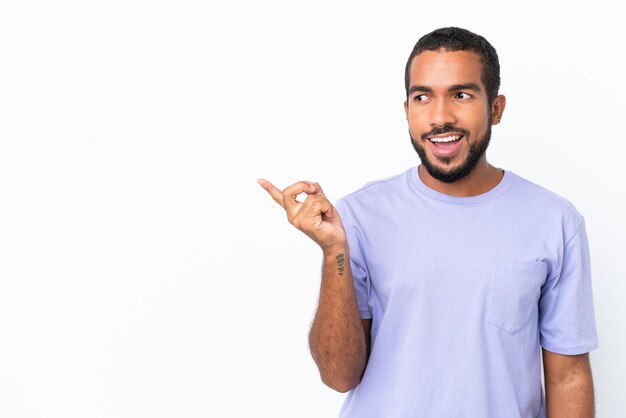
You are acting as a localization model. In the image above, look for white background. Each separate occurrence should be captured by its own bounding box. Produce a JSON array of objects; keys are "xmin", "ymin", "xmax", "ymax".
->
[{"xmin": 0, "ymin": 0, "xmax": 624, "ymax": 417}]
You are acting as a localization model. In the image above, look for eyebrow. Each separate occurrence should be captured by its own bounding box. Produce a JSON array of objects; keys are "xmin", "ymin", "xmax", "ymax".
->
[
  {"xmin": 408, "ymin": 83, "xmax": 482, "ymax": 95},
  {"xmin": 449, "ymin": 83, "xmax": 482, "ymax": 92}
]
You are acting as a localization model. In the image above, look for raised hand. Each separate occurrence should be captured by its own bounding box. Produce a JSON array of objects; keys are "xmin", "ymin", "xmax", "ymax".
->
[{"xmin": 258, "ymin": 178, "xmax": 346, "ymax": 253}]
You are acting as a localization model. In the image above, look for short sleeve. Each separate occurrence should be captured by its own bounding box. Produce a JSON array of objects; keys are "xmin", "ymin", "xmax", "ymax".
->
[
  {"xmin": 335, "ymin": 198, "xmax": 372, "ymax": 319},
  {"xmin": 539, "ymin": 219, "xmax": 599, "ymax": 354}
]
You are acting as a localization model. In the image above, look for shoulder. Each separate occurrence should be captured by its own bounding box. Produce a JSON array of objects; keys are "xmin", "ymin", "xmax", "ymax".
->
[
  {"xmin": 335, "ymin": 168, "xmax": 411, "ymax": 215},
  {"xmin": 507, "ymin": 171, "xmax": 584, "ymax": 236}
]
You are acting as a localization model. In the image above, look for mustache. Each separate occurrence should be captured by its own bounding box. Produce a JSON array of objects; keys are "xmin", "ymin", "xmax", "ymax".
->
[{"xmin": 421, "ymin": 124, "xmax": 469, "ymax": 141}]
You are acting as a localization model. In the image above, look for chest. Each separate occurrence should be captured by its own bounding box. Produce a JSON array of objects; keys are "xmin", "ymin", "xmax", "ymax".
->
[{"xmin": 360, "ymin": 206, "xmax": 556, "ymax": 305}]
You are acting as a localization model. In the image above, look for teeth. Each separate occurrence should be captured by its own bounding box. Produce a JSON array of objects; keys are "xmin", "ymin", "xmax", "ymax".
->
[{"xmin": 430, "ymin": 135, "xmax": 461, "ymax": 143}]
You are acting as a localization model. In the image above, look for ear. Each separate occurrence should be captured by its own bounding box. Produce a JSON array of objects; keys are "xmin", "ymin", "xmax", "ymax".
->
[
  {"xmin": 404, "ymin": 100, "xmax": 408, "ymax": 119},
  {"xmin": 491, "ymin": 95, "xmax": 506, "ymax": 125}
]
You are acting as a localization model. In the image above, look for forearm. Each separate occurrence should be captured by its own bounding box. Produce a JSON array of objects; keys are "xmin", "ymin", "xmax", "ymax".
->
[
  {"xmin": 309, "ymin": 245, "xmax": 367, "ymax": 393},
  {"xmin": 258, "ymin": 179, "xmax": 365, "ymax": 391},
  {"xmin": 545, "ymin": 365, "xmax": 595, "ymax": 418}
]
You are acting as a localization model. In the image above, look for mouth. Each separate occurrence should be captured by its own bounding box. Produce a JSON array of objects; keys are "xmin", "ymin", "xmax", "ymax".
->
[
  {"xmin": 426, "ymin": 133, "xmax": 465, "ymax": 157},
  {"xmin": 428, "ymin": 134, "xmax": 463, "ymax": 143}
]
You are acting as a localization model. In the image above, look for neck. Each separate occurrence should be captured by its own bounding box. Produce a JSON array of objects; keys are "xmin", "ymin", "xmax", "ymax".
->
[{"xmin": 418, "ymin": 157, "xmax": 504, "ymax": 197}]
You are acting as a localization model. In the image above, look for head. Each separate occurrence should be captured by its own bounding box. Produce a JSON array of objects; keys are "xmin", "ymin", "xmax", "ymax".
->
[{"xmin": 404, "ymin": 27, "xmax": 506, "ymax": 183}]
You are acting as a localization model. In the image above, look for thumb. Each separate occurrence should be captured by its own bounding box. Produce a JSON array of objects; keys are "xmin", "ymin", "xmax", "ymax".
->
[{"xmin": 311, "ymin": 182, "xmax": 324, "ymax": 195}]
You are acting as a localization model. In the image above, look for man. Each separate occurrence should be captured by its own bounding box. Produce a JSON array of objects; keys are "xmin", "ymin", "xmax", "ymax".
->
[{"xmin": 259, "ymin": 27, "xmax": 598, "ymax": 417}]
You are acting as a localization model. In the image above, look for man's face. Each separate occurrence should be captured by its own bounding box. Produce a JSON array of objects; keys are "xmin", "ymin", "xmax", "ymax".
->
[{"xmin": 404, "ymin": 50, "xmax": 502, "ymax": 183}]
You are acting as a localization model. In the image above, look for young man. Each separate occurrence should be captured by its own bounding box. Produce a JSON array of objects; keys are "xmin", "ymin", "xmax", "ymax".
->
[{"xmin": 259, "ymin": 27, "xmax": 598, "ymax": 418}]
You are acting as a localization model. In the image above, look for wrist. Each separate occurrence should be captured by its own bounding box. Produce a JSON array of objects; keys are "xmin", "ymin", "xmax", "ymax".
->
[{"xmin": 322, "ymin": 241, "xmax": 348, "ymax": 259}]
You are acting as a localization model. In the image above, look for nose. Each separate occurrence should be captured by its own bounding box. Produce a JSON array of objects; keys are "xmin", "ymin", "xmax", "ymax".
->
[{"xmin": 430, "ymin": 98, "xmax": 457, "ymax": 127}]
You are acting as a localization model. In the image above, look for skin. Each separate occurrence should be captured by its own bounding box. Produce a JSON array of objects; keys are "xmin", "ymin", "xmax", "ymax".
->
[
  {"xmin": 257, "ymin": 179, "xmax": 369, "ymax": 392},
  {"xmin": 543, "ymin": 350, "xmax": 595, "ymax": 417},
  {"xmin": 404, "ymin": 49, "xmax": 506, "ymax": 197},
  {"xmin": 260, "ymin": 49, "xmax": 595, "ymax": 414}
]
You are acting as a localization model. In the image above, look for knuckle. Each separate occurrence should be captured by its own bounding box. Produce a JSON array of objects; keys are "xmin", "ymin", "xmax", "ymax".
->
[{"xmin": 309, "ymin": 201, "xmax": 322, "ymax": 212}]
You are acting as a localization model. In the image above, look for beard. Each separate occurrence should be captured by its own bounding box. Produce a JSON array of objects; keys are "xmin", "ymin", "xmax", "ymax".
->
[{"xmin": 410, "ymin": 123, "xmax": 492, "ymax": 184}]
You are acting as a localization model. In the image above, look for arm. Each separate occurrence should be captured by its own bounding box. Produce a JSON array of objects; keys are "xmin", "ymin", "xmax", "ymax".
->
[
  {"xmin": 258, "ymin": 179, "xmax": 370, "ymax": 392},
  {"xmin": 543, "ymin": 349, "xmax": 595, "ymax": 418},
  {"xmin": 308, "ymin": 249, "xmax": 371, "ymax": 392}
]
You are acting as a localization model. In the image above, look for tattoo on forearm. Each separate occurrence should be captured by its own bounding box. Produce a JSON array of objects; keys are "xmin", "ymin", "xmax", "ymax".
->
[{"xmin": 336, "ymin": 253, "xmax": 345, "ymax": 276}]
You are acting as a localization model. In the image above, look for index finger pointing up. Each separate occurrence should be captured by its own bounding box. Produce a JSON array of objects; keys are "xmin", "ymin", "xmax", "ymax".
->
[{"xmin": 258, "ymin": 178, "xmax": 285, "ymax": 208}]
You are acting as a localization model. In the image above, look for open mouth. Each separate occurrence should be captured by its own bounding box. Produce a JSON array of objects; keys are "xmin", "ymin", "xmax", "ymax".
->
[
  {"xmin": 427, "ymin": 134, "xmax": 464, "ymax": 156},
  {"xmin": 428, "ymin": 134, "xmax": 463, "ymax": 144}
]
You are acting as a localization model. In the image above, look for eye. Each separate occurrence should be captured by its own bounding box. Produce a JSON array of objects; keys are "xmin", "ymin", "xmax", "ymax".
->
[
  {"xmin": 414, "ymin": 94, "xmax": 428, "ymax": 102},
  {"xmin": 455, "ymin": 92, "xmax": 471, "ymax": 99}
]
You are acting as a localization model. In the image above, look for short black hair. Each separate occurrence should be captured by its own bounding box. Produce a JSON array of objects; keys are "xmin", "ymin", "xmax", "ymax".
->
[{"xmin": 404, "ymin": 27, "xmax": 500, "ymax": 105}]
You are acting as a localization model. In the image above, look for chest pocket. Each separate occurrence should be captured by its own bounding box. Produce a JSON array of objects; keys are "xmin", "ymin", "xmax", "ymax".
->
[{"xmin": 487, "ymin": 258, "xmax": 548, "ymax": 335}]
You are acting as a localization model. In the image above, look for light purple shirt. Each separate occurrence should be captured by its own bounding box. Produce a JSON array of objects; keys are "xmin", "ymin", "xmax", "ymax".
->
[{"xmin": 335, "ymin": 167, "xmax": 598, "ymax": 418}]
